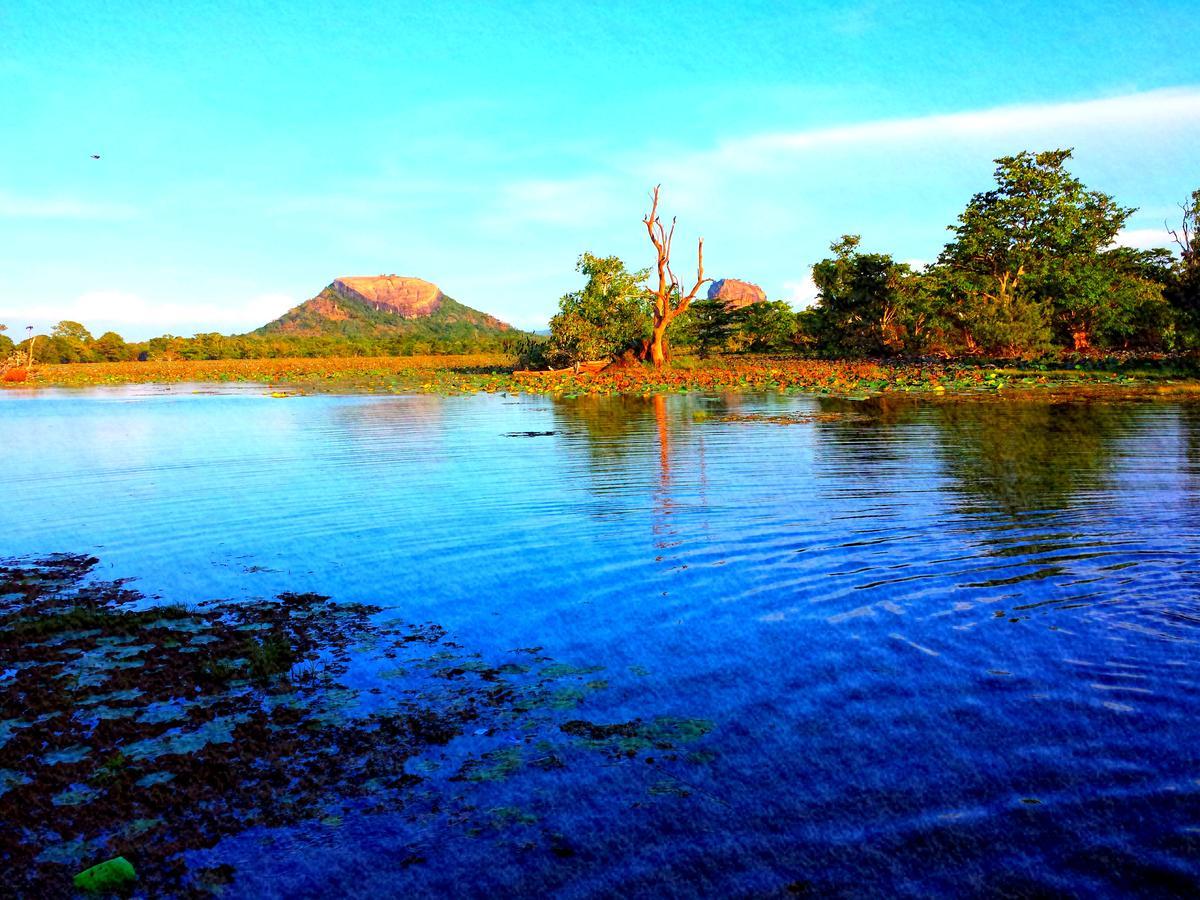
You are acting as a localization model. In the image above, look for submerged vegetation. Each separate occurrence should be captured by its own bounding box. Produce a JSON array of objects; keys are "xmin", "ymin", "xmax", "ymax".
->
[{"xmin": 0, "ymin": 555, "xmax": 715, "ymax": 895}]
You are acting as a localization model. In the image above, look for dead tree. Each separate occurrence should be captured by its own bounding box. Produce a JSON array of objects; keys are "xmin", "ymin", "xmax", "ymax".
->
[
  {"xmin": 1167, "ymin": 189, "xmax": 1198, "ymax": 265},
  {"xmin": 0, "ymin": 325, "xmax": 34, "ymax": 379},
  {"xmin": 642, "ymin": 185, "xmax": 711, "ymax": 368}
]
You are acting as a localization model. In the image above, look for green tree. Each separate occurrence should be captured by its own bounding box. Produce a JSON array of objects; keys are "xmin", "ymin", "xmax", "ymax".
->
[
  {"xmin": 547, "ymin": 252, "xmax": 649, "ymax": 366},
  {"xmin": 144, "ymin": 334, "xmax": 185, "ymax": 361},
  {"xmin": 92, "ymin": 331, "xmax": 130, "ymax": 361},
  {"xmin": 16, "ymin": 334, "xmax": 54, "ymax": 364},
  {"xmin": 0, "ymin": 325, "xmax": 13, "ymax": 358},
  {"xmin": 47, "ymin": 320, "xmax": 96, "ymax": 362},
  {"xmin": 1040, "ymin": 246, "xmax": 1173, "ymax": 350},
  {"xmin": 51, "ymin": 320, "xmax": 93, "ymax": 343},
  {"xmin": 810, "ymin": 235, "xmax": 922, "ymax": 356},
  {"xmin": 686, "ymin": 298, "xmax": 734, "ymax": 357},
  {"xmin": 934, "ymin": 149, "xmax": 1134, "ymax": 355},
  {"xmin": 1088, "ymin": 247, "xmax": 1174, "ymax": 348},
  {"xmin": 731, "ymin": 301, "xmax": 797, "ymax": 352}
]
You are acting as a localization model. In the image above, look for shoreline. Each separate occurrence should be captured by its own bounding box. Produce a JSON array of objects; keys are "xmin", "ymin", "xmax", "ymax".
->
[{"xmin": 5, "ymin": 354, "xmax": 1200, "ymax": 401}]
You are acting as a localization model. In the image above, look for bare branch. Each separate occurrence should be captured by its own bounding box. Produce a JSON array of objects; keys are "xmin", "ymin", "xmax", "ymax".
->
[{"xmin": 641, "ymin": 184, "xmax": 713, "ymax": 365}]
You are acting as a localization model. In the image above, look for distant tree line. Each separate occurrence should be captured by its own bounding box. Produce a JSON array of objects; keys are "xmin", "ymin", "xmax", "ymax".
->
[
  {"xmin": 0, "ymin": 323, "xmax": 526, "ymax": 365},
  {"xmin": 544, "ymin": 150, "xmax": 1200, "ymax": 364}
]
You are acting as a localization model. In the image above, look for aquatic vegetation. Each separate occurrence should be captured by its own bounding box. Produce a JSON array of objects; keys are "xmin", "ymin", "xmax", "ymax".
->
[
  {"xmin": 7, "ymin": 354, "xmax": 514, "ymax": 390},
  {"xmin": 560, "ymin": 716, "xmax": 715, "ymax": 758},
  {"xmin": 0, "ymin": 555, "xmax": 716, "ymax": 895},
  {"xmin": 244, "ymin": 631, "xmax": 296, "ymax": 682},
  {"xmin": 7, "ymin": 352, "xmax": 1200, "ymax": 400}
]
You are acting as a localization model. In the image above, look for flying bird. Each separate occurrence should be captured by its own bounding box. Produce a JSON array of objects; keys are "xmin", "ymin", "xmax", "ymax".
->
[{"xmin": 90, "ymin": 154, "xmax": 100, "ymax": 159}]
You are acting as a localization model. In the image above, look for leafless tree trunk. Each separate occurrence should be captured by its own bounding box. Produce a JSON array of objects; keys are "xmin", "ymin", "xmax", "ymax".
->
[
  {"xmin": 1167, "ymin": 191, "xmax": 1198, "ymax": 265},
  {"xmin": 642, "ymin": 186, "xmax": 711, "ymax": 368}
]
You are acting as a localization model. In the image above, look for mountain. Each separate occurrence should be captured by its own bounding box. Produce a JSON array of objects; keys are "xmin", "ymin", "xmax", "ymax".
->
[
  {"xmin": 253, "ymin": 275, "xmax": 517, "ymax": 344},
  {"xmin": 707, "ymin": 278, "xmax": 767, "ymax": 310}
]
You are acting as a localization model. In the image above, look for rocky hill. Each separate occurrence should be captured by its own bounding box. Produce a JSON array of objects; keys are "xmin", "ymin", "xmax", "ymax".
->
[
  {"xmin": 255, "ymin": 275, "xmax": 516, "ymax": 342},
  {"xmin": 707, "ymin": 278, "xmax": 767, "ymax": 310}
]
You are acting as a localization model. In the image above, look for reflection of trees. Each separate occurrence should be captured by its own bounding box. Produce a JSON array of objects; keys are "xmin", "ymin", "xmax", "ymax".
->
[
  {"xmin": 548, "ymin": 395, "xmax": 656, "ymax": 469},
  {"xmin": 932, "ymin": 402, "xmax": 1141, "ymax": 515},
  {"xmin": 812, "ymin": 395, "xmax": 925, "ymax": 471},
  {"xmin": 1178, "ymin": 403, "xmax": 1200, "ymax": 499},
  {"xmin": 548, "ymin": 394, "xmax": 720, "ymax": 556},
  {"xmin": 651, "ymin": 394, "xmax": 678, "ymax": 547},
  {"xmin": 813, "ymin": 397, "xmax": 1145, "ymax": 516},
  {"xmin": 1182, "ymin": 403, "xmax": 1200, "ymax": 464},
  {"xmin": 332, "ymin": 394, "xmax": 446, "ymax": 436}
]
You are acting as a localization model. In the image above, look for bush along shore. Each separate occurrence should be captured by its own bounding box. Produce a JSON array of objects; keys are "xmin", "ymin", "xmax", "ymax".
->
[
  {"xmin": 0, "ymin": 554, "xmax": 715, "ymax": 895},
  {"xmin": 4, "ymin": 353, "xmax": 1200, "ymax": 401}
]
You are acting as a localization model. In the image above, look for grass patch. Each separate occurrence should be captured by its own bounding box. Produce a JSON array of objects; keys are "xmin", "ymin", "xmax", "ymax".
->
[{"xmin": 246, "ymin": 632, "xmax": 296, "ymax": 682}]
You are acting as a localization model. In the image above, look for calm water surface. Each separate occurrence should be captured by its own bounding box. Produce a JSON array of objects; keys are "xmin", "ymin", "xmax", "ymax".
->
[{"xmin": 3, "ymin": 386, "xmax": 1200, "ymax": 896}]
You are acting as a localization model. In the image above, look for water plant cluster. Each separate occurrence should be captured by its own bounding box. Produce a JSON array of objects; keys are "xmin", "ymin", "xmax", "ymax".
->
[
  {"xmin": 0, "ymin": 555, "xmax": 714, "ymax": 894},
  {"xmin": 8, "ymin": 353, "xmax": 1200, "ymax": 401}
]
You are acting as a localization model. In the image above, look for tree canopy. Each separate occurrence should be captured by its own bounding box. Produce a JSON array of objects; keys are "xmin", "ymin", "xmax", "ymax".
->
[
  {"xmin": 546, "ymin": 253, "xmax": 649, "ymax": 366},
  {"xmin": 932, "ymin": 149, "xmax": 1150, "ymax": 354}
]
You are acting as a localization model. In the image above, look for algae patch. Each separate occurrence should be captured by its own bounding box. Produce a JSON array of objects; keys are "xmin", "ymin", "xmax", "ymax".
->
[{"xmin": 0, "ymin": 553, "xmax": 718, "ymax": 895}]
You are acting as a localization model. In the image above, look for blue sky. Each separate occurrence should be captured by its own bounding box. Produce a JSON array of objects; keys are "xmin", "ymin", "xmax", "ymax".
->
[{"xmin": 2, "ymin": 1, "xmax": 1198, "ymax": 338}]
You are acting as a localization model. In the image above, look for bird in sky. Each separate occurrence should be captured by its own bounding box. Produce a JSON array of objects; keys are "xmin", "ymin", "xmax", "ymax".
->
[{"xmin": 90, "ymin": 154, "xmax": 100, "ymax": 159}]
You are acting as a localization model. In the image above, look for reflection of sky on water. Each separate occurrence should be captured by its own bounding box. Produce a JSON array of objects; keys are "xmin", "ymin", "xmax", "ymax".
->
[{"xmin": 3, "ymin": 386, "xmax": 1200, "ymax": 895}]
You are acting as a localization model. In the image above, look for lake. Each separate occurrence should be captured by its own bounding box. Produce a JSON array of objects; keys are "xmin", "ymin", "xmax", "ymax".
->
[{"xmin": 3, "ymin": 386, "xmax": 1200, "ymax": 896}]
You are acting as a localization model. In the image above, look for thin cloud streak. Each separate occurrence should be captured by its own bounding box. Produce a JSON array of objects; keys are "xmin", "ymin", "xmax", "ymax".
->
[
  {"xmin": 487, "ymin": 86, "xmax": 1200, "ymax": 240},
  {"xmin": 726, "ymin": 87, "xmax": 1200, "ymax": 160},
  {"xmin": 1113, "ymin": 227, "xmax": 1181, "ymax": 251}
]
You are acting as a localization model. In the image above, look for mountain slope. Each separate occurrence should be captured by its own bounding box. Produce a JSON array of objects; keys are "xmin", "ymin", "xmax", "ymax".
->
[{"xmin": 253, "ymin": 276, "xmax": 517, "ymax": 346}]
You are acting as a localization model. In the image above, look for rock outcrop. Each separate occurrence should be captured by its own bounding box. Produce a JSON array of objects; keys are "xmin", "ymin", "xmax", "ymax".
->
[
  {"xmin": 707, "ymin": 278, "xmax": 767, "ymax": 310},
  {"xmin": 253, "ymin": 274, "xmax": 517, "ymax": 342},
  {"xmin": 332, "ymin": 275, "xmax": 443, "ymax": 319}
]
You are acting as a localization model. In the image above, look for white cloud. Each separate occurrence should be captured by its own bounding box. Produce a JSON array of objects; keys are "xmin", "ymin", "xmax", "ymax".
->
[
  {"xmin": 480, "ymin": 175, "xmax": 628, "ymax": 230},
  {"xmin": 0, "ymin": 291, "xmax": 297, "ymax": 338},
  {"xmin": 1112, "ymin": 227, "xmax": 1176, "ymax": 251},
  {"xmin": 479, "ymin": 85, "xmax": 1200, "ymax": 310},
  {"xmin": 783, "ymin": 275, "xmax": 819, "ymax": 309},
  {"xmin": 706, "ymin": 87, "xmax": 1200, "ymax": 167}
]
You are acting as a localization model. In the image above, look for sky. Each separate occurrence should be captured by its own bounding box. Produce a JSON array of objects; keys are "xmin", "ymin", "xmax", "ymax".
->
[{"xmin": 1, "ymin": 1, "xmax": 1198, "ymax": 339}]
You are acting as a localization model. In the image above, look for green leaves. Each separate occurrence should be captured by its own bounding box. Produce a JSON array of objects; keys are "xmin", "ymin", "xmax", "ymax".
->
[
  {"xmin": 933, "ymin": 149, "xmax": 1139, "ymax": 355},
  {"xmin": 547, "ymin": 252, "xmax": 649, "ymax": 366},
  {"xmin": 810, "ymin": 234, "xmax": 923, "ymax": 356}
]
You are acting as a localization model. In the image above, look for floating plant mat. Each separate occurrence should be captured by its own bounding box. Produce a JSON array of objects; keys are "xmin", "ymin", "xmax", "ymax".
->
[
  {"xmin": 0, "ymin": 555, "xmax": 715, "ymax": 895},
  {"xmin": 704, "ymin": 411, "xmax": 870, "ymax": 426}
]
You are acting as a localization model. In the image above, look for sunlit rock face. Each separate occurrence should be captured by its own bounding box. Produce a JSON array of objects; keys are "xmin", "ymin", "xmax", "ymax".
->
[
  {"xmin": 707, "ymin": 278, "xmax": 767, "ymax": 310},
  {"xmin": 254, "ymin": 274, "xmax": 516, "ymax": 338},
  {"xmin": 332, "ymin": 275, "xmax": 444, "ymax": 318}
]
